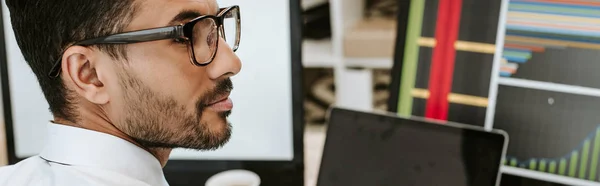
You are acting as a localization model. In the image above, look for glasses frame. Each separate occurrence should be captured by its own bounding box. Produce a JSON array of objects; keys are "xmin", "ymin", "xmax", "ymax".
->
[{"xmin": 48, "ymin": 5, "xmax": 241, "ymax": 78}]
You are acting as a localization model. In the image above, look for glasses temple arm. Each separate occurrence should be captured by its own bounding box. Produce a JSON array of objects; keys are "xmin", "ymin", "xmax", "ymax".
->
[
  {"xmin": 48, "ymin": 26, "xmax": 184, "ymax": 78},
  {"xmin": 77, "ymin": 26, "xmax": 184, "ymax": 45}
]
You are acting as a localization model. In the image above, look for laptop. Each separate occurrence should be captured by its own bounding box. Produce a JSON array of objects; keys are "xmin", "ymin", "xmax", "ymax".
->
[{"xmin": 316, "ymin": 107, "xmax": 508, "ymax": 186}]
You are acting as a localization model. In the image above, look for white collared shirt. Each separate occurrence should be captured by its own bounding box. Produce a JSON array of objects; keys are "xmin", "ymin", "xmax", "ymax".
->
[{"xmin": 0, "ymin": 123, "xmax": 170, "ymax": 186}]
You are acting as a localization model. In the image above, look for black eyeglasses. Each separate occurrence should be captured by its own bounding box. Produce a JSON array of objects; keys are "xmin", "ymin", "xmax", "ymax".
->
[{"xmin": 48, "ymin": 5, "xmax": 241, "ymax": 78}]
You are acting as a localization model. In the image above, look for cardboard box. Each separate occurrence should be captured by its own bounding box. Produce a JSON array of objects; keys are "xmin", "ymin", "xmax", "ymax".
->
[{"xmin": 343, "ymin": 18, "xmax": 397, "ymax": 58}]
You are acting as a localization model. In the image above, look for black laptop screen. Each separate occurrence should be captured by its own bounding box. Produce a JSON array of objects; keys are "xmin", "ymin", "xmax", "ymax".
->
[{"xmin": 317, "ymin": 108, "xmax": 507, "ymax": 186}]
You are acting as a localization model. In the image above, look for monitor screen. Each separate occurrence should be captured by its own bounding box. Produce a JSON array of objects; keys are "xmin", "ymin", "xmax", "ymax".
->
[
  {"xmin": 1, "ymin": 0, "xmax": 295, "ymax": 162},
  {"xmin": 317, "ymin": 107, "xmax": 507, "ymax": 186}
]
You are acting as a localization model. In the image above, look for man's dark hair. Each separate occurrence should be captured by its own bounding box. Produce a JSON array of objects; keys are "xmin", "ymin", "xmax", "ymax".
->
[{"xmin": 5, "ymin": 0, "xmax": 138, "ymax": 122}]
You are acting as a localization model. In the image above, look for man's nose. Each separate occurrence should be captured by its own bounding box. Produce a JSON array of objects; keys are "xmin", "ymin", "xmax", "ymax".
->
[{"xmin": 206, "ymin": 38, "xmax": 242, "ymax": 80}]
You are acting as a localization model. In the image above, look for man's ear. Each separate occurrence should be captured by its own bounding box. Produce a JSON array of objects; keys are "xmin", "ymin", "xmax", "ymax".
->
[{"xmin": 61, "ymin": 46, "xmax": 109, "ymax": 104}]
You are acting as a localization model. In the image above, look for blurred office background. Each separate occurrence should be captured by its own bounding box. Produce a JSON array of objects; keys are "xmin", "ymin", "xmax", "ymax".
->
[
  {"xmin": 0, "ymin": 0, "xmax": 599, "ymax": 185},
  {"xmin": 302, "ymin": 0, "xmax": 396, "ymax": 182},
  {"xmin": 302, "ymin": 0, "xmax": 600, "ymax": 186}
]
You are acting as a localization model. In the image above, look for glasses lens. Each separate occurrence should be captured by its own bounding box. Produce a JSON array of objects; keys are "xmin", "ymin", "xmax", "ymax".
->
[
  {"xmin": 222, "ymin": 7, "xmax": 240, "ymax": 51},
  {"xmin": 192, "ymin": 18, "xmax": 218, "ymax": 64}
]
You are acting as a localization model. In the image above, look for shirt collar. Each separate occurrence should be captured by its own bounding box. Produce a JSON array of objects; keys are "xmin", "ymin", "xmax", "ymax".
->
[{"xmin": 39, "ymin": 123, "xmax": 169, "ymax": 186}]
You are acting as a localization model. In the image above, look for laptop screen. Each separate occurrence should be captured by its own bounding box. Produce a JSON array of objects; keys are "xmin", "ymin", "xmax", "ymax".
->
[{"xmin": 317, "ymin": 108, "xmax": 508, "ymax": 186}]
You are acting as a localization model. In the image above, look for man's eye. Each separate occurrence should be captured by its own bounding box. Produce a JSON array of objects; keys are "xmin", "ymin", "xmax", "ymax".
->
[
  {"xmin": 173, "ymin": 38, "xmax": 188, "ymax": 44},
  {"xmin": 206, "ymin": 30, "xmax": 216, "ymax": 46}
]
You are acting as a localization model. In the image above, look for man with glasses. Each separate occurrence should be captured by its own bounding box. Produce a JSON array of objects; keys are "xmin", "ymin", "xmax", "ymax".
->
[{"xmin": 0, "ymin": 0, "xmax": 241, "ymax": 185}]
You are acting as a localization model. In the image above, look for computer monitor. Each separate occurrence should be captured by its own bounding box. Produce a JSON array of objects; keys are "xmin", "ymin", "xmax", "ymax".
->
[
  {"xmin": 0, "ymin": 0, "xmax": 305, "ymax": 185},
  {"xmin": 317, "ymin": 107, "xmax": 508, "ymax": 186}
]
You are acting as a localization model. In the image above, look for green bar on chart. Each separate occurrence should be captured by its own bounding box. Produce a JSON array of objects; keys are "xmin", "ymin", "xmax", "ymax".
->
[
  {"xmin": 580, "ymin": 140, "xmax": 591, "ymax": 179},
  {"xmin": 529, "ymin": 160, "xmax": 537, "ymax": 170},
  {"xmin": 590, "ymin": 128, "xmax": 600, "ymax": 180},
  {"xmin": 549, "ymin": 161, "xmax": 557, "ymax": 174},
  {"xmin": 570, "ymin": 152, "xmax": 579, "ymax": 177},
  {"xmin": 559, "ymin": 159, "xmax": 567, "ymax": 175},
  {"xmin": 539, "ymin": 160, "xmax": 547, "ymax": 172}
]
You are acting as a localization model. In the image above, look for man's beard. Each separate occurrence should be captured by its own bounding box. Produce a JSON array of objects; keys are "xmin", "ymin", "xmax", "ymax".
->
[{"xmin": 117, "ymin": 71, "xmax": 233, "ymax": 151}]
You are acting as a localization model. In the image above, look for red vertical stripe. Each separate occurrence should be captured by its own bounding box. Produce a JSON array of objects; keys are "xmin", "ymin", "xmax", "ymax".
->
[
  {"xmin": 425, "ymin": 0, "xmax": 450, "ymax": 120},
  {"xmin": 441, "ymin": 0, "xmax": 462, "ymax": 119},
  {"xmin": 425, "ymin": 0, "xmax": 462, "ymax": 120}
]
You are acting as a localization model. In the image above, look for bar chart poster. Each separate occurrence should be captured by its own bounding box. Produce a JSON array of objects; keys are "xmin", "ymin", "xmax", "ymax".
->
[
  {"xmin": 491, "ymin": 0, "xmax": 600, "ymax": 184},
  {"xmin": 499, "ymin": 0, "xmax": 600, "ymax": 81},
  {"xmin": 494, "ymin": 86, "xmax": 600, "ymax": 182},
  {"xmin": 396, "ymin": 0, "xmax": 502, "ymax": 126}
]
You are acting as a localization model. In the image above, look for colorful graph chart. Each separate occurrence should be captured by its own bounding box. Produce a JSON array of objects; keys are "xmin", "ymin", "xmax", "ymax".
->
[
  {"xmin": 390, "ymin": 1, "xmax": 600, "ymax": 185},
  {"xmin": 504, "ymin": 126, "xmax": 600, "ymax": 181},
  {"xmin": 395, "ymin": 0, "xmax": 501, "ymax": 126},
  {"xmin": 500, "ymin": 0, "xmax": 600, "ymax": 77}
]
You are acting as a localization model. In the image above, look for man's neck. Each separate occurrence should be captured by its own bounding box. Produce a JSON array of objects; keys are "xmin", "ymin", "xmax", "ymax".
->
[{"xmin": 53, "ymin": 116, "xmax": 172, "ymax": 167}]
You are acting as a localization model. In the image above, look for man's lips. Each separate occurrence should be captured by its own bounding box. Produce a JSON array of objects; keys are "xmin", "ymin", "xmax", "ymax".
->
[
  {"xmin": 208, "ymin": 93, "xmax": 230, "ymax": 105},
  {"xmin": 207, "ymin": 93, "xmax": 233, "ymax": 112}
]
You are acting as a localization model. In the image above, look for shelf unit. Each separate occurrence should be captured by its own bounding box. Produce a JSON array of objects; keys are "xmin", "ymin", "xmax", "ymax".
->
[
  {"xmin": 301, "ymin": 0, "xmax": 395, "ymax": 111},
  {"xmin": 302, "ymin": 39, "xmax": 336, "ymax": 68}
]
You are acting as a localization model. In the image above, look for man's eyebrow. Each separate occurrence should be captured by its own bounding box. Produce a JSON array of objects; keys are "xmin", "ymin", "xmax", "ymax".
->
[
  {"xmin": 168, "ymin": 10, "xmax": 203, "ymax": 25},
  {"xmin": 168, "ymin": 4, "xmax": 221, "ymax": 26}
]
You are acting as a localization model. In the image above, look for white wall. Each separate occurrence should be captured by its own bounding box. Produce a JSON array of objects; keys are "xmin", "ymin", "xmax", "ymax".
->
[{"xmin": 1, "ymin": 0, "xmax": 295, "ymax": 161}]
